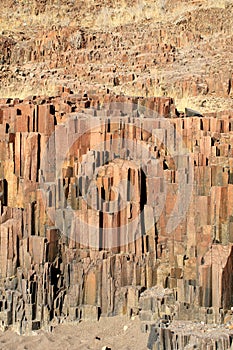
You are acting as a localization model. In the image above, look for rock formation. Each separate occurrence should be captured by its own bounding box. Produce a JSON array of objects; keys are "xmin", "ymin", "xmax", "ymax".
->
[
  {"xmin": 0, "ymin": 1, "xmax": 233, "ymax": 349},
  {"xmin": 0, "ymin": 91, "xmax": 232, "ymax": 350}
]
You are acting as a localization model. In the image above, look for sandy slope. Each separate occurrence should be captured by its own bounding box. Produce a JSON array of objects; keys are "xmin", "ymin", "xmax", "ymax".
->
[{"xmin": 0, "ymin": 316, "xmax": 149, "ymax": 350}]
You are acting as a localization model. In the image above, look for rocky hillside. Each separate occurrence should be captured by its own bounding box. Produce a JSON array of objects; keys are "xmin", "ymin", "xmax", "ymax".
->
[
  {"xmin": 0, "ymin": 1, "xmax": 233, "ymax": 349},
  {"xmin": 0, "ymin": 0, "xmax": 233, "ymax": 112}
]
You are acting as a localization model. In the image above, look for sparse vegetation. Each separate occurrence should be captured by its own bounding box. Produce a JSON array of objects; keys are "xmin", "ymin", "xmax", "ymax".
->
[
  {"xmin": 0, "ymin": 0, "xmax": 232, "ymax": 108},
  {"xmin": 0, "ymin": 79, "xmax": 58, "ymax": 99},
  {"xmin": 0, "ymin": 0, "xmax": 230, "ymax": 34}
]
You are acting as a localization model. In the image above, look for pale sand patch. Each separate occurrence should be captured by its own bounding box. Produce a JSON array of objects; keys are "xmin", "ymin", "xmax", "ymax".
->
[{"xmin": 0, "ymin": 316, "xmax": 149, "ymax": 350}]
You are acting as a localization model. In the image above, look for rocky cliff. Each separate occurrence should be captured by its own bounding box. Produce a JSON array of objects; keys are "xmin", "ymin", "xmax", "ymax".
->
[
  {"xmin": 0, "ymin": 91, "xmax": 232, "ymax": 349},
  {"xmin": 0, "ymin": 1, "xmax": 233, "ymax": 349}
]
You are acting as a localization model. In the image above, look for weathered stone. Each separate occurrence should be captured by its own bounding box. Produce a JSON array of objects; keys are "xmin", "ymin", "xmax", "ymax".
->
[{"xmin": 0, "ymin": 77, "xmax": 232, "ymax": 347}]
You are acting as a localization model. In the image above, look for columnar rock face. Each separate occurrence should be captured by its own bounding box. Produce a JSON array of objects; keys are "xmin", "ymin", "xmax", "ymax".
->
[{"xmin": 0, "ymin": 92, "xmax": 232, "ymax": 347}]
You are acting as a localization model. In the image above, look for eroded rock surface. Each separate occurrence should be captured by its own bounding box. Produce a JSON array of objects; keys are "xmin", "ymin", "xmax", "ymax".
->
[
  {"xmin": 0, "ymin": 92, "xmax": 232, "ymax": 350},
  {"xmin": 0, "ymin": 1, "xmax": 233, "ymax": 349}
]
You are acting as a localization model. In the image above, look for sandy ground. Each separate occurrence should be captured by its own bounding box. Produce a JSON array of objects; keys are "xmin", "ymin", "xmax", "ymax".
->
[{"xmin": 0, "ymin": 316, "xmax": 149, "ymax": 350}]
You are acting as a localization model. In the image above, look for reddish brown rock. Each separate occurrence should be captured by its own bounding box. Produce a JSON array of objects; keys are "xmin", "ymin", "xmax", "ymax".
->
[{"xmin": 0, "ymin": 93, "xmax": 232, "ymax": 342}]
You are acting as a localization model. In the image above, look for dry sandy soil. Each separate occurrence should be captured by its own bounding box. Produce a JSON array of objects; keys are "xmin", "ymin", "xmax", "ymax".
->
[{"xmin": 0, "ymin": 316, "xmax": 148, "ymax": 350}]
